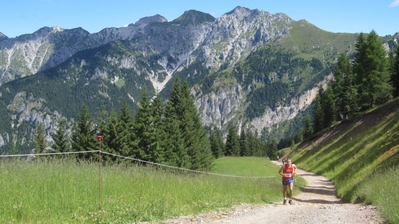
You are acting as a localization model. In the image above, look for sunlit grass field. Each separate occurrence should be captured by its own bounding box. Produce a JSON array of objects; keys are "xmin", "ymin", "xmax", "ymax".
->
[{"xmin": 0, "ymin": 156, "xmax": 305, "ymax": 223}]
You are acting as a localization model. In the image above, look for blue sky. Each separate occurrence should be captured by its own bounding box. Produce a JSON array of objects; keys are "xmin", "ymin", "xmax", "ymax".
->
[{"xmin": 1, "ymin": 0, "xmax": 398, "ymax": 38}]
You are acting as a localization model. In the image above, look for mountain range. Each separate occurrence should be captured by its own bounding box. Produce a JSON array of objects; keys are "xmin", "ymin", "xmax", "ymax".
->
[{"xmin": 0, "ymin": 6, "xmax": 398, "ymax": 153}]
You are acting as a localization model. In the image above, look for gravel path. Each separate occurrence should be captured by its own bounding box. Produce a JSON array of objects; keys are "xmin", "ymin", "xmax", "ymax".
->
[{"xmin": 157, "ymin": 162, "xmax": 382, "ymax": 224}]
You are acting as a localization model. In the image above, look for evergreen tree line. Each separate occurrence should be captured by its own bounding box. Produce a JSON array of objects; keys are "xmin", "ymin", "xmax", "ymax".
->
[
  {"xmin": 34, "ymin": 78, "xmax": 276, "ymax": 170},
  {"xmin": 34, "ymin": 78, "xmax": 213, "ymax": 170},
  {"xmin": 302, "ymin": 30, "xmax": 399, "ymax": 138},
  {"xmin": 209, "ymin": 125, "xmax": 279, "ymax": 160}
]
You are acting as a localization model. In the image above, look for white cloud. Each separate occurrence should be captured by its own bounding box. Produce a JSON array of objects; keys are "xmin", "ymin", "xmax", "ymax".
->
[{"xmin": 389, "ymin": 0, "xmax": 399, "ymax": 7}]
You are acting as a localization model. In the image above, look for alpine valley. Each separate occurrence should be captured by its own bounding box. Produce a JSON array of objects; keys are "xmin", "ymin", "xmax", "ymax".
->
[{"xmin": 0, "ymin": 6, "xmax": 398, "ymax": 153}]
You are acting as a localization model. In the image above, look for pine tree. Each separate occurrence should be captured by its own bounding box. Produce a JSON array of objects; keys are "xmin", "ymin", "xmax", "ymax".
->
[
  {"xmin": 267, "ymin": 139, "xmax": 278, "ymax": 160},
  {"xmin": 391, "ymin": 45, "xmax": 399, "ymax": 97},
  {"xmin": 343, "ymin": 79, "xmax": 359, "ymax": 120},
  {"xmin": 118, "ymin": 100, "xmax": 134, "ymax": 157},
  {"xmin": 303, "ymin": 114, "xmax": 313, "ymax": 138},
  {"xmin": 251, "ymin": 129, "xmax": 261, "ymax": 156},
  {"xmin": 209, "ymin": 128, "xmax": 224, "ymax": 158},
  {"xmin": 34, "ymin": 123, "xmax": 47, "ymax": 154},
  {"xmin": 163, "ymin": 78, "xmax": 190, "ymax": 168},
  {"xmin": 150, "ymin": 93, "xmax": 166, "ymax": 163},
  {"xmin": 225, "ymin": 125, "xmax": 240, "ymax": 156},
  {"xmin": 180, "ymin": 80, "xmax": 213, "ymax": 170},
  {"xmin": 71, "ymin": 104, "xmax": 97, "ymax": 160},
  {"xmin": 51, "ymin": 118, "xmax": 69, "ymax": 152},
  {"xmin": 353, "ymin": 30, "xmax": 392, "ymax": 108},
  {"xmin": 239, "ymin": 129, "xmax": 247, "ymax": 156},
  {"xmin": 246, "ymin": 129, "xmax": 256, "ymax": 156},
  {"xmin": 134, "ymin": 86, "xmax": 159, "ymax": 162},
  {"xmin": 353, "ymin": 33, "xmax": 367, "ymax": 85},
  {"xmin": 366, "ymin": 30, "xmax": 393, "ymax": 105},
  {"xmin": 162, "ymin": 113, "xmax": 185, "ymax": 167},
  {"xmin": 96, "ymin": 105, "xmax": 109, "ymax": 151},
  {"xmin": 322, "ymin": 86, "xmax": 336, "ymax": 128},
  {"xmin": 313, "ymin": 88, "xmax": 324, "ymax": 133},
  {"xmin": 104, "ymin": 109, "xmax": 120, "ymax": 162},
  {"xmin": 332, "ymin": 53, "xmax": 358, "ymax": 120}
]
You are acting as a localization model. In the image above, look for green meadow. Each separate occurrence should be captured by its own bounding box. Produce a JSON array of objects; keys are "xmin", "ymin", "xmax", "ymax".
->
[{"xmin": 0, "ymin": 157, "xmax": 305, "ymax": 223}]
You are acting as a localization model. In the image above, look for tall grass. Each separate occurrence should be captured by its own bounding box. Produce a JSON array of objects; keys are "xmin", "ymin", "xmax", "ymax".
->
[
  {"xmin": 0, "ymin": 156, "xmax": 301, "ymax": 223},
  {"xmin": 354, "ymin": 167, "xmax": 399, "ymax": 224}
]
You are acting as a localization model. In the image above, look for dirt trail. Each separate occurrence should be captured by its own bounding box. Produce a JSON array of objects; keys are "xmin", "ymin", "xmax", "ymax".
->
[{"xmin": 158, "ymin": 162, "xmax": 382, "ymax": 224}]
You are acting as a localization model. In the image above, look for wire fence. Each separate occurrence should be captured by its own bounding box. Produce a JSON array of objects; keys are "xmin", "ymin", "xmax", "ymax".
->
[
  {"xmin": 0, "ymin": 149, "xmax": 284, "ymax": 211},
  {"xmin": 0, "ymin": 150, "xmax": 277, "ymax": 179}
]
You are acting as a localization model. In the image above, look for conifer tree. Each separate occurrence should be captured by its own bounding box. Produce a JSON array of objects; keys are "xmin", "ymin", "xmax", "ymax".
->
[
  {"xmin": 239, "ymin": 129, "xmax": 248, "ymax": 156},
  {"xmin": 252, "ymin": 129, "xmax": 263, "ymax": 156},
  {"xmin": 34, "ymin": 123, "xmax": 47, "ymax": 154},
  {"xmin": 245, "ymin": 129, "xmax": 256, "ymax": 156},
  {"xmin": 118, "ymin": 100, "xmax": 134, "ymax": 157},
  {"xmin": 332, "ymin": 53, "xmax": 358, "ymax": 120},
  {"xmin": 104, "ymin": 109, "xmax": 120, "ymax": 162},
  {"xmin": 246, "ymin": 129, "xmax": 256, "ymax": 156},
  {"xmin": 168, "ymin": 77, "xmax": 183, "ymax": 116},
  {"xmin": 253, "ymin": 130, "xmax": 265, "ymax": 157},
  {"xmin": 180, "ymin": 80, "xmax": 213, "ymax": 170},
  {"xmin": 51, "ymin": 118, "xmax": 69, "ymax": 152},
  {"xmin": 225, "ymin": 125, "xmax": 240, "ymax": 156},
  {"xmin": 353, "ymin": 32, "xmax": 367, "ymax": 85},
  {"xmin": 267, "ymin": 139, "xmax": 278, "ymax": 160},
  {"xmin": 302, "ymin": 114, "xmax": 313, "ymax": 138},
  {"xmin": 96, "ymin": 105, "xmax": 109, "ymax": 152},
  {"xmin": 322, "ymin": 86, "xmax": 336, "ymax": 128},
  {"xmin": 133, "ymin": 86, "xmax": 160, "ymax": 162},
  {"xmin": 133, "ymin": 86, "xmax": 151, "ymax": 160},
  {"xmin": 312, "ymin": 88, "xmax": 324, "ymax": 133},
  {"xmin": 209, "ymin": 128, "xmax": 224, "ymax": 158},
  {"xmin": 163, "ymin": 78, "xmax": 190, "ymax": 168},
  {"xmin": 353, "ymin": 30, "xmax": 392, "ymax": 108},
  {"xmin": 391, "ymin": 45, "xmax": 399, "ymax": 97},
  {"xmin": 71, "ymin": 104, "xmax": 97, "ymax": 160},
  {"xmin": 150, "ymin": 93, "xmax": 166, "ymax": 163},
  {"xmin": 162, "ymin": 112, "xmax": 185, "ymax": 167}
]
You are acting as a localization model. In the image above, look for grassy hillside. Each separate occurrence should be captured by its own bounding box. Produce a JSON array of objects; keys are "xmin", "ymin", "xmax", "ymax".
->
[{"xmin": 287, "ymin": 97, "xmax": 399, "ymax": 223}]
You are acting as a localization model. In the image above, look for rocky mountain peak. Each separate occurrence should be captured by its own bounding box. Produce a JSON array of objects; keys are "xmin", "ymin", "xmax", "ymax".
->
[
  {"xmin": 130, "ymin": 14, "xmax": 168, "ymax": 28},
  {"xmin": 224, "ymin": 6, "xmax": 261, "ymax": 19},
  {"xmin": 0, "ymin": 32, "xmax": 8, "ymax": 41},
  {"xmin": 8, "ymin": 26, "xmax": 90, "ymax": 44},
  {"xmin": 171, "ymin": 10, "xmax": 215, "ymax": 25},
  {"xmin": 227, "ymin": 6, "xmax": 251, "ymax": 14}
]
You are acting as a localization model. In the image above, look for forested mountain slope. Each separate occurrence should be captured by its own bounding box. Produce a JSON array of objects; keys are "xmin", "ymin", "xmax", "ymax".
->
[{"xmin": 0, "ymin": 6, "xmax": 397, "ymax": 154}]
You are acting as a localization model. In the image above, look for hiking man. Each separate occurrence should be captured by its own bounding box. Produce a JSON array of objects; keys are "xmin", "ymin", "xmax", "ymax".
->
[{"xmin": 278, "ymin": 158, "xmax": 297, "ymax": 205}]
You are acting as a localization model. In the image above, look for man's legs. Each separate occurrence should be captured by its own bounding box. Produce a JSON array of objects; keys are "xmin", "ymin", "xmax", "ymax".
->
[
  {"xmin": 289, "ymin": 183, "xmax": 293, "ymax": 199},
  {"xmin": 283, "ymin": 185, "xmax": 288, "ymax": 198},
  {"xmin": 288, "ymin": 183, "xmax": 294, "ymax": 204},
  {"xmin": 283, "ymin": 185, "xmax": 287, "ymax": 204}
]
